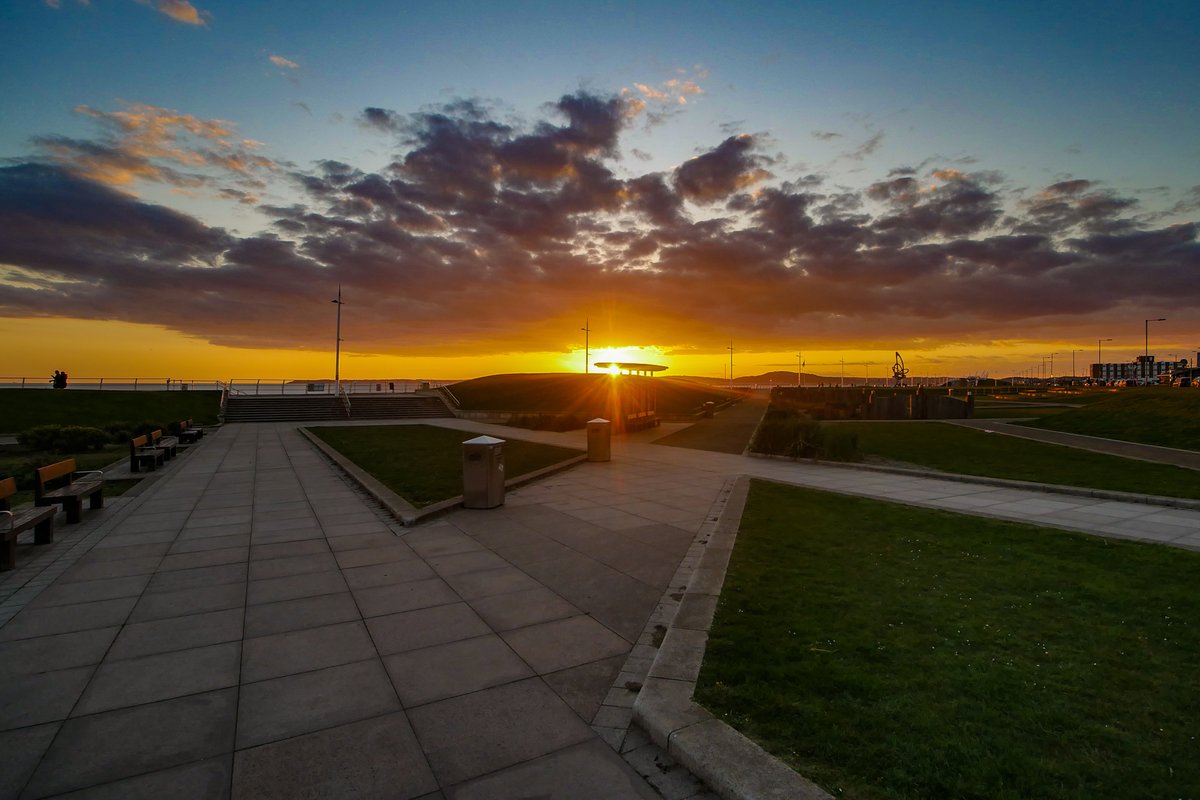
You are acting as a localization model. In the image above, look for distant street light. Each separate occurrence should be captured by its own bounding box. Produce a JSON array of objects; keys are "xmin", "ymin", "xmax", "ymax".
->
[
  {"xmin": 331, "ymin": 286, "xmax": 344, "ymax": 389},
  {"xmin": 1048, "ymin": 352, "xmax": 1059, "ymax": 384},
  {"xmin": 727, "ymin": 341, "xmax": 734, "ymax": 389},
  {"xmin": 1097, "ymin": 337, "xmax": 1112, "ymax": 366},
  {"xmin": 1145, "ymin": 317, "xmax": 1166, "ymax": 359},
  {"xmin": 1071, "ymin": 349, "xmax": 1083, "ymax": 382},
  {"xmin": 581, "ymin": 320, "xmax": 591, "ymax": 374},
  {"xmin": 796, "ymin": 351, "xmax": 803, "ymax": 387}
]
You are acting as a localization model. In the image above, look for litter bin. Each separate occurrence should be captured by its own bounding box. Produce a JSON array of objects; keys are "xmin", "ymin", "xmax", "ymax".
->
[
  {"xmin": 586, "ymin": 418, "xmax": 611, "ymax": 462},
  {"xmin": 462, "ymin": 435, "xmax": 505, "ymax": 508}
]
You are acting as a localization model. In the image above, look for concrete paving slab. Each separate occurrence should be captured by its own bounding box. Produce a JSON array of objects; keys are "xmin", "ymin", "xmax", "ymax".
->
[
  {"xmin": 129, "ymin": 582, "xmax": 244, "ymax": 623},
  {"xmin": 236, "ymin": 658, "xmax": 401, "ymax": 749},
  {"xmin": 241, "ymin": 620, "xmax": 376, "ymax": 682},
  {"xmin": 232, "ymin": 712, "xmax": 436, "ymax": 800},
  {"xmin": 352, "ymin": 576, "xmax": 461, "ymax": 618},
  {"xmin": 541, "ymin": 653, "xmax": 627, "ymax": 721},
  {"xmin": 0, "ymin": 626, "xmax": 118, "ymax": 675},
  {"xmin": 245, "ymin": 570, "xmax": 346, "ymax": 605},
  {"xmin": 147, "ymin": 562, "xmax": 248, "ymax": 594},
  {"xmin": 246, "ymin": 552, "xmax": 339, "ymax": 581},
  {"xmin": 242, "ymin": 591, "xmax": 361, "ymax": 639},
  {"xmin": 384, "ymin": 632, "xmax": 534, "ymax": 706},
  {"xmin": 441, "ymin": 565, "xmax": 544, "ymax": 600},
  {"xmin": 407, "ymin": 677, "xmax": 594, "ymax": 786},
  {"xmin": 247, "ymin": 539, "xmax": 329, "ymax": 560},
  {"xmin": 108, "ymin": 607, "xmax": 244, "ymax": 660},
  {"xmin": 366, "ymin": 602, "xmax": 492, "ymax": 656},
  {"xmin": 0, "ymin": 664, "xmax": 93, "ymax": 729},
  {"xmin": 158, "ymin": 546, "xmax": 249, "ymax": 572},
  {"xmin": 0, "ymin": 722, "xmax": 59, "ymax": 799},
  {"xmin": 27, "ymin": 574, "xmax": 150, "ymax": 608},
  {"xmin": 333, "ymin": 542, "xmax": 419, "ymax": 569},
  {"xmin": 342, "ymin": 558, "xmax": 436, "ymax": 589},
  {"xmin": 449, "ymin": 738, "xmax": 659, "ymax": 800},
  {"xmin": 502, "ymin": 615, "xmax": 630, "ymax": 675},
  {"xmin": 74, "ymin": 641, "xmax": 241, "ymax": 716},
  {"xmin": 0, "ymin": 596, "xmax": 136, "ymax": 641},
  {"xmin": 467, "ymin": 585, "xmax": 579, "ymax": 631},
  {"xmin": 24, "ymin": 688, "xmax": 237, "ymax": 798},
  {"xmin": 54, "ymin": 755, "xmax": 233, "ymax": 800}
]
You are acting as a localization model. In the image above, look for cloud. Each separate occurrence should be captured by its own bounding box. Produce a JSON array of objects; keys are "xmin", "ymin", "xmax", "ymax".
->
[
  {"xmin": 135, "ymin": 0, "xmax": 209, "ymax": 26},
  {"xmin": 269, "ymin": 54, "xmax": 300, "ymax": 69},
  {"xmin": 32, "ymin": 102, "xmax": 278, "ymax": 195},
  {"xmin": 812, "ymin": 131, "xmax": 842, "ymax": 141},
  {"xmin": 843, "ymin": 130, "xmax": 884, "ymax": 161},
  {"xmin": 2, "ymin": 89, "xmax": 1197, "ymax": 357}
]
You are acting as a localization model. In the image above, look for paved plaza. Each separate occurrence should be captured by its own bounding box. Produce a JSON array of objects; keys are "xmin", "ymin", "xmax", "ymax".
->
[{"xmin": 3, "ymin": 417, "xmax": 1199, "ymax": 799}]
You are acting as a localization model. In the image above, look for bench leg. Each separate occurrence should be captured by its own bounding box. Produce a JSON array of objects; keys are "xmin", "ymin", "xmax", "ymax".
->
[
  {"xmin": 130, "ymin": 457, "xmax": 140, "ymax": 473},
  {"xmin": 66, "ymin": 499, "xmax": 82, "ymax": 524},
  {"xmin": 2, "ymin": 537, "xmax": 14, "ymax": 571},
  {"xmin": 35, "ymin": 515, "xmax": 55, "ymax": 545},
  {"xmin": 90, "ymin": 491, "xmax": 104, "ymax": 511}
]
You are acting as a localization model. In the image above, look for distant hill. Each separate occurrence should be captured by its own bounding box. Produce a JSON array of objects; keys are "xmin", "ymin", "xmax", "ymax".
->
[
  {"xmin": 447, "ymin": 373, "xmax": 741, "ymax": 415},
  {"xmin": 677, "ymin": 370, "xmax": 828, "ymax": 386}
]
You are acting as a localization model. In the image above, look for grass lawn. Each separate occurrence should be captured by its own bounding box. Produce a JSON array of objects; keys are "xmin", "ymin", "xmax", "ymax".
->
[
  {"xmin": 970, "ymin": 405, "xmax": 1068, "ymax": 419},
  {"xmin": 695, "ymin": 480, "xmax": 1200, "ymax": 800},
  {"xmin": 836, "ymin": 421, "xmax": 1200, "ymax": 499},
  {"xmin": 307, "ymin": 424, "xmax": 582, "ymax": 507},
  {"xmin": 447, "ymin": 373, "xmax": 737, "ymax": 416},
  {"xmin": 0, "ymin": 389, "xmax": 221, "ymax": 433},
  {"xmin": 1022, "ymin": 390, "xmax": 1200, "ymax": 451}
]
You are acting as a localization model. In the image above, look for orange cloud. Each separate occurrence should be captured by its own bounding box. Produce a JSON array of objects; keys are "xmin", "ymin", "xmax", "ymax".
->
[
  {"xmin": 269, "ymin": 54, "xmax": 300, "ymax": 69},
  {"xmin": 136, "ymin": 0, "xmax": 208, "ymax": 26}
]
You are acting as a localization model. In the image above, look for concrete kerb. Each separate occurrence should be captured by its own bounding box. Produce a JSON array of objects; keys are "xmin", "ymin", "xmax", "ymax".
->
[
  {"xmin": 297, "ymin": 426, "xmax": 587, "ymax": 526},
  {"xmin": 631, "ymin": 475, "xmax": 834, "ymax": 800},
  {"xmin": 745, "ymin": 451, "xmax": 1200, "ymax": 511}
]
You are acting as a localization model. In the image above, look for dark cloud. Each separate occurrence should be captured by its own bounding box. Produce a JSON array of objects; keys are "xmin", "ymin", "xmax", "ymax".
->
[
  {"xmin": 673, "ymin": 134, "xmax": 773, "ymax": 203},
  {"xmin": 1, "ymin": 90, "xmax": 1197, "ymax": 356}
]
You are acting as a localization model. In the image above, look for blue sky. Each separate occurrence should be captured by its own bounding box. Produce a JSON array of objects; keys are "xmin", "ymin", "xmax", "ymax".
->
[{"xmin": 1, "ymin": 0, "xmax": 1198, "ymax": 377}]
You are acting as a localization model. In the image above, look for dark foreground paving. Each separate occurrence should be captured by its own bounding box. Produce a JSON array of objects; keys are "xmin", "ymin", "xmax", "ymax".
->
[{"xmin": 0, "ymin": 423, "xmax": 725, "ymax": 799}]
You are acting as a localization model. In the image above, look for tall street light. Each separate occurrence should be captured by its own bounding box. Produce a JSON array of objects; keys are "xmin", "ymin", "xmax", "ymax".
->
[
  {"xmin": 1048, "ymin": 352, "xmax": 1059, "ymax": 384},
  {"xmin": 727, "ymin": 341, "xmax": 734, "ymax": 389},
  {"xmin": 1145, "ymin": 317, "xmax": 1166, "ymax": 359},
  {"xmin": 1097, "ymin": 337, "xmax": 1112, "ymax": 365},
  {"xmin": 580, "ymin": 319, "xmax": 591, "ymax": 373},
  {"xmin": 331, "ymin": 286, "xmax": 344, "ymax": 389},
  {"xmin": 796, "ymin": 352, "xmax": 803, "ymax": 387}
]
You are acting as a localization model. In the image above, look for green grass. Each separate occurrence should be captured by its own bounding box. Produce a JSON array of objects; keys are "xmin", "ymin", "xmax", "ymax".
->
[
  {"xmin": 0, "ymin": 389, "xmax": 221, "ymax": 433},
  {"xmin": 307, "ymin": 424, "xmax": 582, "ymax": 507},
  {"xmin": 971, "ymin": 405, "xmax": 1069, "ymax": 419},
  {"xmin": 2, "ymin": 445, "xmax": 144, "ymax": 506},
  {"xmin": 838, "ymin": 421, "xmax": 1200, "ymax": 499},
  {"xmin": 1023, "ymin": 389, "xmax": 1200, "ymax": 451},
  {"xmin": 695, "ymin": 480, "xmax": 1200, "ymax": 800}
]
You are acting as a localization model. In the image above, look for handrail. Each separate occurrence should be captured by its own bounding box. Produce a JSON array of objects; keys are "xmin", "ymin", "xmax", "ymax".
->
[
  {"xmin": 439, "ymin": 385, "xmax": 461, "ymax": 408},
  {"xmin": 339, "ymin": 383, "xmax": 352, "ymax": 417}
]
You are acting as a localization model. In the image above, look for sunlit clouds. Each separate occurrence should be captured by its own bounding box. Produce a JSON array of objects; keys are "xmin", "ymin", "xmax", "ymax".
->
[
  {"xmin": 1, "ymin": 86, "xmax": 1196, "ymax": 370},
  {"xmin": 135, "ymin": 0, "xmax": 208, "ymax": 26}
]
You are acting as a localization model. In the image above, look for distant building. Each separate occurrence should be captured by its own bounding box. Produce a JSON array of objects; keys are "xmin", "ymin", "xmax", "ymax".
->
[{"xmin": 1091, "ymin": 355, "xmax": 1188, "ymax": 385}]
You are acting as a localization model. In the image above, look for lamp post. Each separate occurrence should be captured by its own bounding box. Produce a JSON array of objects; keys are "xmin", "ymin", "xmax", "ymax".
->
[
  {"xmin": 727, "ymin": 341, "xmax": 734, "ymax": 389},
  {"xmin": 581, "ymin": 319, "xmax": 591, "ymax": 373},
  {"xmin": 1048, "ymin": 352, "xmax": 1059, "ymax": 385},
  {"xmin": 1145, "ymin": 318, "xmax": 1166, "ymax": 359},
  {"xmin": 1071, "ymin": 349, "xmax": 1083, "ymax": 383},
  {"xmin": 796, "ymin": 352, "xmax": 803, "ymax": 387},
  {"xmin": 331, "ymin": 286, "xmax": 344, "ymax": 389}
]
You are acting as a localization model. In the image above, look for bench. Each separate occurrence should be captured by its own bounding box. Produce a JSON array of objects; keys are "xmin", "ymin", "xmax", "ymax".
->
[
  {"xmin": 34, "ymin": 459, "xmax": 104, "ymax": 524},
  {"xmin": 149, "ymin": 429, "xmax": 178, "ymax": 460},
  {"xmin": 130, "ymin": 434, "xmax": 165, "ymax": 472},
  {"xmin": 177, "ymin": 419, "xmax": 205, "ymax": 444},
  {"xmin": 1, "ymin": 477, "xmax": 56, "ymax": 570}
]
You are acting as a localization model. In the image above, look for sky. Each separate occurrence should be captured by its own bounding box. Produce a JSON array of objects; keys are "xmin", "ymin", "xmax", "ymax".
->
[{"xmin": 2, "ymin": 0, "xmax": 1198, "ymax": 382}]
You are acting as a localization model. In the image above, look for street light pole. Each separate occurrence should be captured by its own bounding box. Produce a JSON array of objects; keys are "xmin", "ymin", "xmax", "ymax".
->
[
  {"xmin": 1145, "ymin": 317, "xmax": 1166, "ymax": 359},
  {"xmin": 580, "ymin": 319, "xmax": 591, "ymax": 373},
  {"xmin": 796, "ymin": 352, "xmax": 803, "ymax": 387},
  {"xmin": 727, "ymin": 341, "xmax": 733, "ymax": 389},
  {"xmin": 331, "ymin": 286, "xmax": 344, "ymax": 389},
  {"xmin": 1048, "ymin": 352, "xmax": 1059, "ymax": 384}
]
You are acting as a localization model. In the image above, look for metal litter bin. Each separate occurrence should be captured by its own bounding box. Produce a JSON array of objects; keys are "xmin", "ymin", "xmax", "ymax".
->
[
  {"xmin": 462, "ymin": 435, "xmax": 505, "ymax": 508},
  {"xmin": 586, "ymin": 418, "xmax": 611, "ymax": 462}
]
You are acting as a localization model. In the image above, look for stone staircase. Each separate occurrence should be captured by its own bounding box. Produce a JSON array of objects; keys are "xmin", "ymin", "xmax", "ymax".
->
[{"xmin": 223, "ymin": 394, "xmax": 454, "ymax": 423}]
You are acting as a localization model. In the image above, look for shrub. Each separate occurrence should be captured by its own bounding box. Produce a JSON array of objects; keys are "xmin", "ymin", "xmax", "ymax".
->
[
  {"xmin": 18, "ymin": 425, "xmax": 63, "ymax": 452},
  {"xmin": 56, "ymin": 426, "xmax": 110, "ymax": 452},
  {"xmin": 751, "ymin": 415, "xmax": 861, "ymax": 461},
  {"xmin": 820, "ymin": 427, "xmax": 861, "ymax": 461}
]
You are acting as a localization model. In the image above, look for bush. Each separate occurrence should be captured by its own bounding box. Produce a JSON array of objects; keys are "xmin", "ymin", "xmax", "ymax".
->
[
  {"xmin": 17, "ymin": 424, "xmax": 110, "ymax": 453},
  {"xmin": 751, "ymin": 415, "xmax": 861, "ymax": 461},
  {"xmin": 18, "ymin": 425, "xmax": 63, "ymax": 452}
]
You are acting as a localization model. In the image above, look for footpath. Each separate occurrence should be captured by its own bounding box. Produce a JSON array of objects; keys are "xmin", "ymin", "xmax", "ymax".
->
[{"xmin": 2, "ymin": 411, "xmax": 1199, "ymax": 799}]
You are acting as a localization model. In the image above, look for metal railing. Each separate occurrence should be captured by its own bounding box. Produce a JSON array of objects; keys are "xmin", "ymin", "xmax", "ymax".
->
[
  {"xmin": 0, "ymin": 377, "xmax": 225, "ymax": 391},
  {"xmin": 0, "ymin": 377, "xmax": 457, "ymax": 394}
]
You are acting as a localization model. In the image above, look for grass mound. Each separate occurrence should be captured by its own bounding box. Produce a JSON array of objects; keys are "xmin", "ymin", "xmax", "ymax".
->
[
  {"xmin": 1023, "ymin": 389, "xmax": 1200, "ymax": 451},
  {"xmin": 447, "ymin": 373, "xmax": 739, "ymax": 416},
  {"xmin": 0, "ymin": 389, "xmax": 221, "ymax": 433},
  {"xmin": 696, "ymin": 480, "xmax": 1200, "ymax": 800}
]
